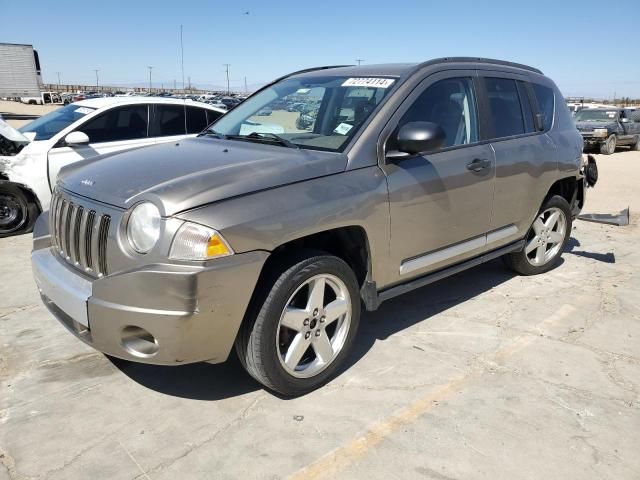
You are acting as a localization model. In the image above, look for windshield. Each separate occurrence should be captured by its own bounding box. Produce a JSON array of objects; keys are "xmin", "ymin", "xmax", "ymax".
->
[
  {"xmin": 209, "ymin": 75, "xmax": 396, "ymax": 152},
  {"xmin": 574, "ymin": 109, "xmax": 619, "ymax": 122},
  {"xmin": 19, "ymin": 103, "xmax": 96, "ymax": 140}
]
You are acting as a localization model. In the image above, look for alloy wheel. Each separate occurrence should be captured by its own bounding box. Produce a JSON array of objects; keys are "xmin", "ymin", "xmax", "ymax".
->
[
  {"xmin": 276, "ymin": 274, "xmax": 352, "ymax": 378},
  {"xmin": 525, "ymin": 207, "xmax": 567, "ymax": 267}
]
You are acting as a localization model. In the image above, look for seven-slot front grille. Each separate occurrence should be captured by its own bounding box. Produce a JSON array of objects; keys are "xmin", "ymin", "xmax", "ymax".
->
[{"xmin": 50, "ymin": 191, "xmax": 111, "ymax": 277}]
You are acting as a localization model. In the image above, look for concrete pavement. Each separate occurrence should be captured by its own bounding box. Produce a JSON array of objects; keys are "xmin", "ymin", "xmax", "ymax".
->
[{"xmin": 1, "ymin": 150, "xmax": 639, "ymax": 479}]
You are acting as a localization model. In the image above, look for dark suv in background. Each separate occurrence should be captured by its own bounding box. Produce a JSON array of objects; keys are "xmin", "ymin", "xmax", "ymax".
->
[
  {"xmin": 575, "ymin": 107, "xmax": 640, "ymax": 154},
  {"xmin": 32, "ymin": 58, "xmax": 592, "ymax": 396}
]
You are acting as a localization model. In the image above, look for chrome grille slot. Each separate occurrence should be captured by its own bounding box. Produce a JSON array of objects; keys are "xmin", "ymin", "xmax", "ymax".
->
[
  {"xmin": 50, "ymin": 191, "xmax": 112, "ymax": 278},
  {"xmin": 97, "ymin": 215, "xmax": 110, "ymax": 276},
  {"xmin": 85, "ymin": 210, "xmax": 95, "ymax": 270},
  {"xmin": 72, "ymin": 206, "xmax": 84, "ymax": 264}
]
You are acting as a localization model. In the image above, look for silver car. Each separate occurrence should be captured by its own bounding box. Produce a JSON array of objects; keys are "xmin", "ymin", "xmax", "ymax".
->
[{"xmin": 31, "ymin": 58, "xmax": 593, "ymax": 396}]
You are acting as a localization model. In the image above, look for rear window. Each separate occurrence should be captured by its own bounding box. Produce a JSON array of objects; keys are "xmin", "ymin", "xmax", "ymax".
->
[
  {"xmin": 485, "ymin": 77, "xmax": 525, "ymax": 138},
  {"xmin": 186, "ymin": 107, "xmax": 208, "ymax": 133},
  {"xmin": 206, "ymin": 109, "xmax": 223, "ymax": 125},
  {"xmin": 532, "ymin": 84, "xmax": 554, "ymax": 131}
]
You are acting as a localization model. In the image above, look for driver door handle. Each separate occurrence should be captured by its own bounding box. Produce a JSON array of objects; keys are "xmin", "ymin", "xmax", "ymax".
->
[{"xmin": 466, "ymin": 158, "xmax": 491, "ymax": 172}]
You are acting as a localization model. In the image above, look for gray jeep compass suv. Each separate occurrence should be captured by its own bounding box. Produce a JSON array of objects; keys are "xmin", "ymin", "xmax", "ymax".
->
[{"xmin": 31, "ymin": 58, "xmax": 592, "ymax": 396}]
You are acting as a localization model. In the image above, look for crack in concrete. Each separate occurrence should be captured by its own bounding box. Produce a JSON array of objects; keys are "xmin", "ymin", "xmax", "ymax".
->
[
  {"xmin": 0, "ymin": 305, "xmax": 40, "ymax": 321},
  {"xmin": 136, "ymin": 394, "xmax": 265, "ymax": 477}
]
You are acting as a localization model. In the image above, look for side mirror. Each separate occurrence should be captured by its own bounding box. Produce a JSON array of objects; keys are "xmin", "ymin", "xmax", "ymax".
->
[
  {"xmin": 386, "ymin": 121, "xmax": 446, "ymax": 161},
  {"xmin": 64, "ymin": 131, "xmax": 90, "ymax": 146},
  {"xmin": 620, "ymin": 117, "xmax": 629, "ymax": 123}
]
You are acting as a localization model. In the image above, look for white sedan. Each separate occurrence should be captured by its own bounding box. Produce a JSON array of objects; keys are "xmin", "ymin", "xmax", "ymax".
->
[{"xmin": 0, "ymin": 97, "xmax": 225, "ymax": 236}]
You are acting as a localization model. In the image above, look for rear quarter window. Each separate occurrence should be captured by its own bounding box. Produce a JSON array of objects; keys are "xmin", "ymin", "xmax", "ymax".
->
[{"xmin": 532, "ymin": 84, "xmax": 555, "ymax": 131}]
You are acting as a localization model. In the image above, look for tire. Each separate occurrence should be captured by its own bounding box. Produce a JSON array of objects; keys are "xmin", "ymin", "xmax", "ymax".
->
[
  {"xmin": 631, "ymin": 135, "xmax": 640, "ymax": 151},
  {"xmin": 0, "ymin": 184, "xmax": 39, "ymax": 238},
  {"xmin": 235, "ymin": 252, "xmax": 360, "ymax": 396},
  {"xmin": 600, "ymin": 134, "xmax": 616, "ymax": 155},
  {"xmin": 503, "ymin": 195, "xmax": 572, "ymax": 276}
]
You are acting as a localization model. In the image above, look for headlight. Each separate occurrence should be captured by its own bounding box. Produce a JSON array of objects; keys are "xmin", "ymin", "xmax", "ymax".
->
[
  {"xmin": 127, "ymin": 202, "xmax": 161, "ymax": 253},
  {"xmin": 593, "ymin": 128, "xmax": 609, "ymax": 138},
  {"xmin": 169, "ymin": 222, "xmax": 233, "ymax": 260}
]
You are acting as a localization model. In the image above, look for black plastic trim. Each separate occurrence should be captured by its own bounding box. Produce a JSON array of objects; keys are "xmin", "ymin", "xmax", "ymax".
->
[{"xmin": 375, "ymin": 239, "xmax": 525, "ymax": 306}]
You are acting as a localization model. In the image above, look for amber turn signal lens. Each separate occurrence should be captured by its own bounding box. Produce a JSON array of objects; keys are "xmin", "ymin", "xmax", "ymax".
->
[{"xmin": 207, "ymin": 233, "xmax": 231, "ymax": 257}]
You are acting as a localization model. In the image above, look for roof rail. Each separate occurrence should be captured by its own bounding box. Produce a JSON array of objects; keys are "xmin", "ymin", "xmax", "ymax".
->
[{"xmin": 411, "ymin": 57, "xmax": 543, "ymax": 75}]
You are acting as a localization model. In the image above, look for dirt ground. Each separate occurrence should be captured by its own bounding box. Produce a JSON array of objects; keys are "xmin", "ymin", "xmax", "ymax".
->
[
  {"xmin": 0, "ymin": 100, "xmax": 60, "ymax": 128},
  {"xmin": 0, "ymin": 100, "xmax": 639, "ymax": 479}
]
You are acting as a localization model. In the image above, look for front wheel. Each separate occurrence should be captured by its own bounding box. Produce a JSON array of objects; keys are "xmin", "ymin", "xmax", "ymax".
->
[
  {"xmin": 0, "ymin": 184, "xmax": 39, "ymax": 237},
  {"xmin": 631, "ymin": 135, "xmax": 640, "ymax": 151},
  {"xmin": 504, "ymin": 195, "xmax": 572, "ymax": 276},
  {"xmin": 600, "ymin": 134, "xmax": 616, "ymax": 155},
  {"xmin": 236, "ymin": 253, "xmax": 360, "ymax": 396}
]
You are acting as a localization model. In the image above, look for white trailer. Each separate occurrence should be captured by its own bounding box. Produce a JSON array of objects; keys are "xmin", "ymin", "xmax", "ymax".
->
[{"xmin": 0, "ymin": 43, "xmax": 43, "ymax": 98}]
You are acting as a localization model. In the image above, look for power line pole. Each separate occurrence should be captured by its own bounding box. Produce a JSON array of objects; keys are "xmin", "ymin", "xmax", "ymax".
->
[
  {"xmin": 223, "ymin": 64, "xmax": 231, "ymax": 94},
  {"xmin": 244, "ymin": 76, "xmax": 248, "ymax": 93},
  {"xmin": 356, "ymin": 59, "xmax": 364, "ymax": 66},
  {"xmin": 188, "ymin": 76, "xmax": 191, "ymax": 92},
  {"xmin": 93, "ymin": 69, "xmax": 100, "ymax": 88},
  {"xmin": 147, "ymin": 66, "xmax": 153, "ymax": 92},
  {"xmin": 174, "ymin": 79, "xmax": 177, "ymax": 90},
  {"xmin": 55, "ymin": 72, "xmax": 61, "ymax": 91}
]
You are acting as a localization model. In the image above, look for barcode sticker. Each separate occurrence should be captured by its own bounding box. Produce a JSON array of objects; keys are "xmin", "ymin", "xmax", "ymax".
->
[{"xmin": 341, "ymin": 78, "xmax": 395, "ymax": 89}]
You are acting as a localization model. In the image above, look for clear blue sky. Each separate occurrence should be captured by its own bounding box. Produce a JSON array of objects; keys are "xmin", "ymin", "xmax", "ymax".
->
[{"xmin": 2, "ymin": 0, "xmax": 639, "ymax": 98}]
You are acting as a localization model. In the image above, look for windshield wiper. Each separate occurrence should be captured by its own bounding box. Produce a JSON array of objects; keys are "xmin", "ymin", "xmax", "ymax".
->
[
  {"xmin": 199, "ymin": 129, "xmax": 227, "ymax": 139},
  {"xmin": 243, "ymin": 132, "xmax": 299, "ymax": 149}
]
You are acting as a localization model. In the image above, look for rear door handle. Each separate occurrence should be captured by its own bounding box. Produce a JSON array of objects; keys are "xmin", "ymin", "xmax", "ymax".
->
[{"xmin": 466, "ymin": 158, "xmax": 490, "ymax": 172}]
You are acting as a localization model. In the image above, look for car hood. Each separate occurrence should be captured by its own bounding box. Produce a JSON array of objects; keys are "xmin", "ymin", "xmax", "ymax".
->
[
  {"xmin": 58, "ymin": 137, "xmax": 347, "ymax": 215},
  {"xmin": 575, "ymin": 121, "xmax": 616, "ymax": 130}
]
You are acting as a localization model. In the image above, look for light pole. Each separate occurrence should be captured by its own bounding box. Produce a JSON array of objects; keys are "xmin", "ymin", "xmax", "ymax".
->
[
  {"xmin": 223, "ymin": 64, "xmax": 231, "ymax": 94},
  {"xmin": 356, "ymin": 59, "xmax": 364, "ymax": 66},
  {"xmin": 93, "ymin": 69, "xmax": 100, "ymax": 89},
  {"xmin": 147, "ymin": 66, "xmax": 153, "ymax": 93},
  {"xmin": 55, "ymin": 72, "xmax": 61, "ymax": 92}
]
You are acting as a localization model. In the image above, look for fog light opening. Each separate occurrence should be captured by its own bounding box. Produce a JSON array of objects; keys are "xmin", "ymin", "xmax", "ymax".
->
[{"xmin": 121, "ymin": 326, "xmax": 159, "ymax": 357}]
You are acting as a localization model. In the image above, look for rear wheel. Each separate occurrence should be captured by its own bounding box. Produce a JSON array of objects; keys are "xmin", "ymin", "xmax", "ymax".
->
[
  {"xmin": 504, "ymin": 195, "xmax": 572, "ymax": 276},
  {"xmin": 236, "ymin": 253, "xmax": 360, "ymax": 396},
  {"xmin": 0, "ymin": 184, "xmax": 38, "ymax": 237},
  {"xmin": 600, "ymin": 134, "xmax": 616, "ymax": 155},
  {"xmin": 631, "ymin": 135, "xmax": 640, "ymax": 151}
]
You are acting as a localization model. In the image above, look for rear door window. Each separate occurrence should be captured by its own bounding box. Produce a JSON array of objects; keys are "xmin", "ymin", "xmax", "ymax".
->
[
  {"xmin": 154, "ymin": 105, "xmax": 186, "ymax": 136},
  {"xmin": 484, "ymin": 77, "xmax": 525, "ymax": 138},
  {"xmin": 78, "ymin": 105, "xmax": 149, "ymax": 143},
  {"xmin": 532, "ymin": 84, "xmax": 555, "ymax": 131}
]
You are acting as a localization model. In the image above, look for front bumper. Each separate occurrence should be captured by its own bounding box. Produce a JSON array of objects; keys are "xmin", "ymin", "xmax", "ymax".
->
[
  {"xmin": 580, "ymin": 133, "xmax": 608, "ymax": 145},
  {"xmin": 32, "ymin": 215, "xmax": 269, "ymax": 365}
]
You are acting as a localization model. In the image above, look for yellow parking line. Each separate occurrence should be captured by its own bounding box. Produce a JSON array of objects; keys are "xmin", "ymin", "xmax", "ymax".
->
[{"xmin": 288, "ymin": 304, "xmax": 577, "ymax": 480}]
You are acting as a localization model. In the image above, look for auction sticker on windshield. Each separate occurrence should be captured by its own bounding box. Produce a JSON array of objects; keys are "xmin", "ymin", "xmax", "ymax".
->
[
  {"xmin": 74, "ymin": 107, "xmax": 95, "ymax": 115},
  {"xmin": 341, "ymin": 78, "xmax": 395, "ymax": 88}
]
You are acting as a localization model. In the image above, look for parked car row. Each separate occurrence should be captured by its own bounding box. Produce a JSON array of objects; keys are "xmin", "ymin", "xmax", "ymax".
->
[{"xmin": 21, "ymin": 58, "xmax": 596, "ymax": 395}]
